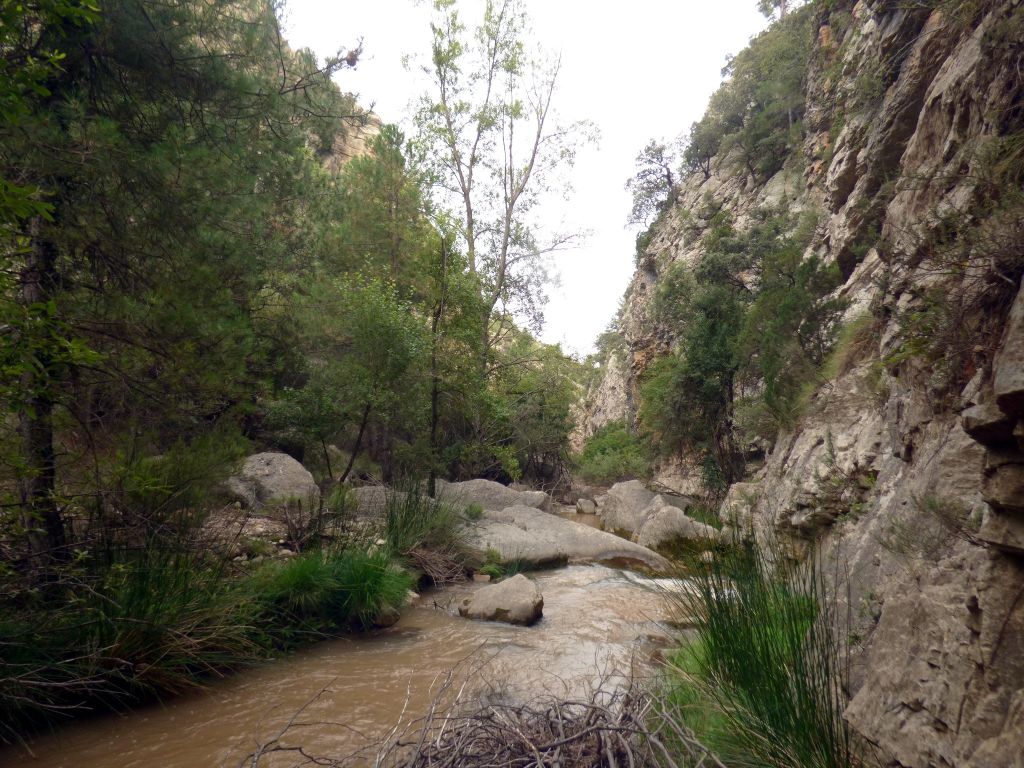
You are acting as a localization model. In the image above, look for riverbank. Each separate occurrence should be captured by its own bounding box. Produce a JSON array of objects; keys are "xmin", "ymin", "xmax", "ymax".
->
[{"xmin": 6, "ymin": 564, "xmax": 681, "ymax": 767}]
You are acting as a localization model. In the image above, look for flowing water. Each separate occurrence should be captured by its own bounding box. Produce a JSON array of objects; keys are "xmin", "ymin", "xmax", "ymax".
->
[{"xmin": 9, "ymin": 561, "xmax": 683, "ymax": 768}]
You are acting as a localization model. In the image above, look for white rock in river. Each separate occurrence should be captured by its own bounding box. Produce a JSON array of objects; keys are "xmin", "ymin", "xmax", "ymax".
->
[{"xmin": 458, "ymin": 573, "xmax": 543, "ymax": 626}]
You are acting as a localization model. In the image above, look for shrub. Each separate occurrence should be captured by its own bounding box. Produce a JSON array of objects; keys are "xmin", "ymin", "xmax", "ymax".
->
[
  {"xmin": 380, "ymin": 484, "xmax": 469, "ymax": 585},
  {"xmin": 0, "ymin": 541, "xmax": 414, "ymax": 740},
  {"xmin": 663, "ymin": 533, "xmax": 859, "ymax": 768},
  {"xmin": 574, "ymin": 421, "xmax": 649, "ymax": 484},
  {"xmin": 0, "ymin": 546, "xmax": 268, "ymax": 741},
  {"xmin": 252, "ymin": 548, "xmax": 413, "ymax": 632}
]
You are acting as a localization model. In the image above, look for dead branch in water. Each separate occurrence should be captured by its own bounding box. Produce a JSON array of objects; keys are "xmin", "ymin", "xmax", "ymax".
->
[{"xmin": 243, "ymin": 660, "xmax": 727, "ymax": 768}]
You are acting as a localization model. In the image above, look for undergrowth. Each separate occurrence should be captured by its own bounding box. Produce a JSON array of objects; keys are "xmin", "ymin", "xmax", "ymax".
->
[
  {"xmin": 662, "ymin": 533, "xmax": 859, "ymax": 768},
  {"xmin": 0, "ymin": 538, "xmax": 413, "ymax": 743},
  {"xmin": 573, "ymin": 421, "xmax": 649, "ymax": 485}
]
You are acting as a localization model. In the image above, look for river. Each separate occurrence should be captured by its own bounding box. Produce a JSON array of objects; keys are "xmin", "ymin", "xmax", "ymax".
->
[{"xmin": 9, "ymin": 562, "xmax": 684, "ymax": 767}]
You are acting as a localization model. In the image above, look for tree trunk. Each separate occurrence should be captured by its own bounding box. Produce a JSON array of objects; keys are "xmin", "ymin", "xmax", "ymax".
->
[
  {"xmin": 19, "ymin": 222, "xmax": 67, "ymax": 566},
  {"xmin": 429, "ymin": 239, "xmax": 449, "ymax": 498},
  {"xmin": 321, "ymin": 438, "xmax": 334, "ymax": 481},
  {"xmin": 339, "ymin": 402, "xmax": 372, "ymax": 483}
]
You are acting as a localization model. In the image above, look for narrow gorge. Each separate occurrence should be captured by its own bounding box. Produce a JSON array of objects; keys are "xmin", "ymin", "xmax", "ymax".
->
[{"xmin": 2, "ymin": 1, "xmax": 1023, "ymax": 766}]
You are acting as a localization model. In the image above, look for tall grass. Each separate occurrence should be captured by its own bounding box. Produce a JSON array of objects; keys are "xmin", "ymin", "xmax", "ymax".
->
[
  {"xmin": 0, "ymin": 542, "xmax": 412, "ymax": 742},
  {"xmin": 665, "ymin": 534, "xmax": 859, "ymax": 768},
  {"xmin": 381, "ymin": 483, "xmax": 469, "ymax": 584},
  {"xmin": 251, "ymin": 548, "xmax": 413, "ymax": 631}
]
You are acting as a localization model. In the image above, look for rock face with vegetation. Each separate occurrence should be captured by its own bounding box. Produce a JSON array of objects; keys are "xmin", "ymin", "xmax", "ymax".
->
[{"xmin": 578, "ymin": 1, "xmax": 1024, "ymax": 765}]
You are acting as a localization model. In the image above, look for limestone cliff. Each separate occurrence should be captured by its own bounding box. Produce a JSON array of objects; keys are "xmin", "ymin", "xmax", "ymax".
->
[{"xmin": 580, "ymin": 1, "xmax": 1024, "ymax": 764}]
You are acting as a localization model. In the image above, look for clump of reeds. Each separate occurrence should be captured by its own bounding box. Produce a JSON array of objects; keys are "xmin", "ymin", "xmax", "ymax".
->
[{"xmin": 664, "ymin": 532, "xmax": 860, "ymax": 768}]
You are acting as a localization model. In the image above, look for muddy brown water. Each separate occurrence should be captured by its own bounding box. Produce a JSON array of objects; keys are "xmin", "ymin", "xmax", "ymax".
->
[{"xmin": 8, "ymin": 562, "xmax": 684, "ymax": 768}]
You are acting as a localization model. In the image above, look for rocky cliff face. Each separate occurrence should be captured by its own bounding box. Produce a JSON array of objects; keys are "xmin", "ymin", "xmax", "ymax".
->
[{"xmin": 580, "ymin": 1, "xmax": 1024, "ymax": 764}]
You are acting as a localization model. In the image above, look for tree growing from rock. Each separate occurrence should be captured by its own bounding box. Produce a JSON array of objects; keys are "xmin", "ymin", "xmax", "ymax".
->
[{"xmin": 625, "ymin": 138, "xmax": 682, "ymax": 227}]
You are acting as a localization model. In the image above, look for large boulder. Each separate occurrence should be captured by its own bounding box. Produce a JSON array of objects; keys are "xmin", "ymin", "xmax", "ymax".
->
[
  {"xmin": 225, "ymin": 453, "xmax": 319, "ymax": 512},
  {"xmin": 576, "ymin": 498, "xmax": 597, "ymax": 515},
  {"xmin": 599, "ymin": 480, "xmax": 657, "ymax": 533},
  {"xmin": 465, "ymin": 505, "xmax": 670, "ymax": 572},
  {"xmin": 437, "ymin": 478, "xmax": 551, "ymax": 512},
  {"xmin": 599, "ymin": 481, "xmax": 696, "ymax": 535},
  {"xmin": 458, "ymin": 573, "xmax": 543, "ymax": 625},
  {"xmin": 633, "ymin": 498, "xmax": 720, "ymax": 551},
  {"xmin": 348, "ymin": 485, "xmax": 400, "ymax": 518}
]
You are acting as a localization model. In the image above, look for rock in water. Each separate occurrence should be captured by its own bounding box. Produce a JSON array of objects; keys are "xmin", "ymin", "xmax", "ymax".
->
[
  {"xmin": 458, "ymin": 573, "xmax": 543, "ymax": 626},
  {"xmin": 225, "ymin": 452, "xmax": 320, "ymax": 513},
  {"xmin": 633, "ymin": 498, "xmax": 719, "ymax": 550},
  {"xmin": 599, "ymin": 480, "xmax": 657, "ymax": 534},
  {"xmin": 576, "ymin": 498, "xmax": 597, "ymax": 515}
]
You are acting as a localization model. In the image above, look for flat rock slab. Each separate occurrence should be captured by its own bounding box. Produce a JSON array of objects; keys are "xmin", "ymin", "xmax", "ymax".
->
[
  {"xmin": 437, "ymin": 478, "xmax": 551, "ymax": 512},
  {"xmin": 458, "ymin": 573, "xmax": 543, "ymax": 625},
  {"xmin": 464, "ymin": 505, "xmax": 670, "ymax": 573}
]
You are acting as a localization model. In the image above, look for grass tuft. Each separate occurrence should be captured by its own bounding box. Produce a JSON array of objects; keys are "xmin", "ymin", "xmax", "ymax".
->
[{"xmin": 663, "ymin": 533, "xmax": 860, "ymax": 768}]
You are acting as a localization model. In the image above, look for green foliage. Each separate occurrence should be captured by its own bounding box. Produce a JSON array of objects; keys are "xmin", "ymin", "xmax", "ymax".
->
[
  {"xmin": 412, "ymin": 0, "xmax": 593, "ymax": 340},
  {"xmin": 0, "ymin": 0, "xmax": 583, "ymax": 738},
  {"xmin": 664, "ymin": 532, "xmax": 858, "ymax": 768},
  {"xmin": 252, "ymin": 548, "xmax": 413, "ymax": 632},
  {"xmin": 641, "ymin": 206, "xmax": 843, "ymax": 485},
  {"xmin": 381, "ymin": 484, "xmax": 465, "ymax": 562},
  {"xmin": 625, "ymin": 138, "xmax": 681, "ymax": 227},
  {"xmin": 738, "ymin": 211, "xmax": 844, "ymax": 429},
  {"xmin": 266, "ymin": 276, "xmax": 428, "ymax": 480},
  {"xmin": 112, "ymin": 428, "xmax": 248, "ymax": 526},
  {"xmin": 0, "ymin": 546, "xmax": 265, "ymax": 738},
  {"xmin": 0, "ymin": 540, "xmax": 415, "ymax": 739},
  {"xmin": 574, "ymin": 421, "xmax": 649, "ymax": 484},
  {"xmin": 640, "ymin": 284, "xmax": 745, "ymax": 490},
  {"xmin": 0, "ymin": 0, "xmax": 99, "ymax": 229},
  {"xmin": 682, "ymin": 4, "xmax": 814, "ymax": 181}
]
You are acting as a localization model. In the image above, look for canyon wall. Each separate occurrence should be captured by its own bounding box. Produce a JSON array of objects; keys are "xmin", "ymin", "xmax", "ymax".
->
[{"xmin": 578, "ymin": 1, "xmax": 1024, "ymax": 764}]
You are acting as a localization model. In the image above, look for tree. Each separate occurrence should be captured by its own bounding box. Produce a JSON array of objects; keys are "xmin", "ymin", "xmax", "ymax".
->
[
  {"xmin": 411, "ymin": 0, "xmax": 592, "ymax": 356},
  {"xmin": 1, "ymin": 0, "xmax": 360, "ymax": 566},
  {"xmin": 625, "ymin": 138, "xmax": 681, "ymax": 227},
  {"xmin": 683, "ymin": 118, "xmax": 723, "ymax": 181},
  {"xmin": 328, "ymin": 125, "xmax": 437, "ymax": 286},
  {"xmin": 0, "ymin": 1, "xmax": 98, "ymax": 231},
  {"xmin": 757, "ymin": 0, "xmax": 792, "ymax": 19},
  {"xmin": 270, "ymin": 277, "xmax": 427, "ymax": 483}
]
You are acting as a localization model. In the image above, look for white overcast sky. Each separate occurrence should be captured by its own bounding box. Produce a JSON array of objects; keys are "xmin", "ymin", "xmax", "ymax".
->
[{"xmin": 281, "ymin": 0, "xmax": 768, "ymax": 357}]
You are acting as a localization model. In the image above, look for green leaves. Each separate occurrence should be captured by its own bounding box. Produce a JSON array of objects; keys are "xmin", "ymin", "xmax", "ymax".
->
[{"xmin": 641, "ymin": 206, "xmax": 843, "ymax": 488}]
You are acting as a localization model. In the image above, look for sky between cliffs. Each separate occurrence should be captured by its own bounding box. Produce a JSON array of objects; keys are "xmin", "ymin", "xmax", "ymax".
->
[{"xmin": 283, "ymin": 0, "xmax": 768, "ymax": 356}]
